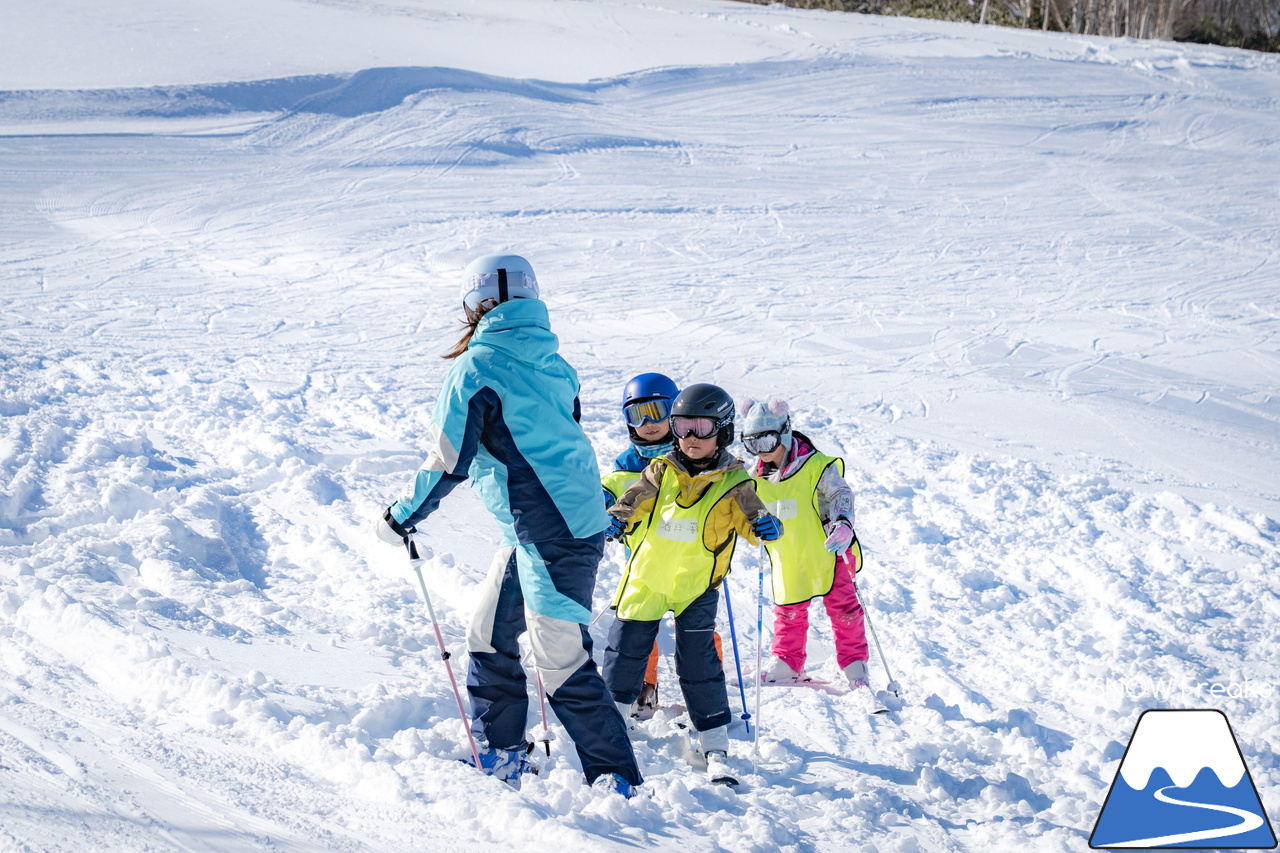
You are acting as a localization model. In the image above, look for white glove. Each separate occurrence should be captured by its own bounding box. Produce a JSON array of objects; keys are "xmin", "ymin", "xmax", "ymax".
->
[
  {"xmin": 375, "ymin": 508, "xmax": 410, "ymax": 546},
  {"xmin": 823, "ymin": 519, "xmax": 854, "ymax": 554}
]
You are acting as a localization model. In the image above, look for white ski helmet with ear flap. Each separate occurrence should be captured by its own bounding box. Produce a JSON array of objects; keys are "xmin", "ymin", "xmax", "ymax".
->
[{"xmin": 460, "ymin": 253, "xmax": 539, "ymax": 315}]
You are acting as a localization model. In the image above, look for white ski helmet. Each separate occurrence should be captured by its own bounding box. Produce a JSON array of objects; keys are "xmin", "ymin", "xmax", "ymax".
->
[{"xmin": 460, "ymin": 253, "xmax": 539, "ymax": 319}]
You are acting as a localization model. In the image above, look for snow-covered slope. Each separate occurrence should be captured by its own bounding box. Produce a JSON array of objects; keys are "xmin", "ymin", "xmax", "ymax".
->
[{"xmin": 2, "ymin": 1, "xmax": 1278, "ymax": 851}]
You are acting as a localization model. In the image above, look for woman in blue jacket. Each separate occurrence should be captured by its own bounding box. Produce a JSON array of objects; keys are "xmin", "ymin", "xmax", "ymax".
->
[{"xmin": 375, "ymin": 253, "xmax": 640, "ymax": 795}]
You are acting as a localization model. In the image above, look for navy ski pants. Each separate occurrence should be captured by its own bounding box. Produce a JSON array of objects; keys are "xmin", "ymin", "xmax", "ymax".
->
[
  {"xmin": 603, "ymin": 585, "xmax": 732, "ymax": 733},
  {"xmin": 465, "ymin": 534, "xmax": 641, "ymax": 786}
]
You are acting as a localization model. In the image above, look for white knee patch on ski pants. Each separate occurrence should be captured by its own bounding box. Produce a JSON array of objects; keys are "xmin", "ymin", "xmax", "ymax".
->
[
  {"xmin": 526, "ymin": 611, "xmax": 589, "ymax": 697},
  {"xmin": 467, "ymin": 548, "xmax": 514, "ymax": 656},
  {"xmin": 467, "ymin": 546, "xmax": 589, "ymax": 696}
]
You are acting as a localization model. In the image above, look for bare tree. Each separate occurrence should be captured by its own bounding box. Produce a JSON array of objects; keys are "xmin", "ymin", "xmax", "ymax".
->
[{"xmin": 729, "ymin": 0, "xmax": 1278, "ymax": 49}]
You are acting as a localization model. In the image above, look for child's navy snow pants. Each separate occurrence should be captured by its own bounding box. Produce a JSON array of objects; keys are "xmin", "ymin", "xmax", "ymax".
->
[{"xmin": 603, "ymin": 585, "xmax": 732, "ymax": 733}]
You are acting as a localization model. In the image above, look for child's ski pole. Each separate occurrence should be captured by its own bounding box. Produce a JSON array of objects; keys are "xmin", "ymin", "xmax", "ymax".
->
[
  {"xmin": 405, "ymin": 533, "xmax": 483, "ymax": 770},
  {"xmin": 840, "ymin": 546, "xmax": 900, "ymax": 697},
  {"xmin": 721, "ymin": 581, "xmax": 752, "ymax": 735},
  {"xmin": 754, "ymin": 545, "xmax": 767, "ymax": 761}
]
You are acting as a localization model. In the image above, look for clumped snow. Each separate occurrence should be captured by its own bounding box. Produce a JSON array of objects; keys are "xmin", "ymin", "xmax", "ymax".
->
[{"xmin": 2, "ymin": 1, "xmax": 1278, "ymax": 851}]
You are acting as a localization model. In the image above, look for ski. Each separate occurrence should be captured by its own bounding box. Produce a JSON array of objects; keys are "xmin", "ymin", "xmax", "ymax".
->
[
  {"xmin": 867, "ymin": 691, "xmax": 893, "ymax": 715},
  {"xmin": 754, "ymin": 677, "xmax": 847, "ymax": 696}
]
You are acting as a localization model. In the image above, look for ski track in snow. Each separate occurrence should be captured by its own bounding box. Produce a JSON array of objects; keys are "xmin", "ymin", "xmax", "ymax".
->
[{"xmin": 2, "ymin": 1, "xmax": 1279, "ymax": 850}]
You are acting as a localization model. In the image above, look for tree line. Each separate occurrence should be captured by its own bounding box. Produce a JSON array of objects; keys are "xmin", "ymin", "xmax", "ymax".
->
[{"xmin": 732, "ymin": 0, "xmax": 1279, "ymax": 52}]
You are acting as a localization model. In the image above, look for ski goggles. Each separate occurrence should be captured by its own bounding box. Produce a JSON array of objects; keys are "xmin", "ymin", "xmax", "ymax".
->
[
  {"xmin": 672, "ymin": 416, "xmax": 720, "ymax": 440},
  {"xmin": 742, "ymin": 431, "xmax": 783, "ymax": 455},
  {"xmin": 623, "ymin": 398, "xmax": 671, "ymax": 428}
]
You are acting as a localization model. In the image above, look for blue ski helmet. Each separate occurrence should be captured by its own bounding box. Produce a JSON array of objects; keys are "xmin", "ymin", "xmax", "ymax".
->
[
  {"xmin": 460, "ymin": 253, "xmax": 540, "ymax": 320},
  {"xmin": 622, "ymin": 373, "xmax": 679, "ymax": 410},
  {"xmin": 622, "ymin": 372, "xmax": 679, "ymax": 447}
]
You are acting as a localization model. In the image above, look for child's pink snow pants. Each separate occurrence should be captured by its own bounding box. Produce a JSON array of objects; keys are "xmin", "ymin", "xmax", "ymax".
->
[{"xmin": 771, "ymin": 557, "xmax": 868, "ymax": 672}]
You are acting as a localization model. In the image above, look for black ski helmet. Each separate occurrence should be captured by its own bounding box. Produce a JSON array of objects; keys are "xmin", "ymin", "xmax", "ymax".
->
[{"xmin": 670, "ymin": 383, "xmax": 736, "ymax": 448}]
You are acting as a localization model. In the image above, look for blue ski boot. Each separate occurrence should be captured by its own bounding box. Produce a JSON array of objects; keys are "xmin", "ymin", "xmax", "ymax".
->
[
  {"xmin": 465, "ymin": 743, "xmax": 538, "ymax": 789},
  {"xmin": 592, "ymin": 772, "xmax": 638, "ymax": 798}
]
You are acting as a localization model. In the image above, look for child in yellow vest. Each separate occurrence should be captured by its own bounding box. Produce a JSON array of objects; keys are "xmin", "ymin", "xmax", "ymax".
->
[
  {"xmin": 740, "ymin": 397, "xmax": 875, "ymax": 709},
  {"xmin": 602, "ymin": 372, "xmax": 680, "ymax": 712},
  {"xmin": 602, "ymin": 384, "xmax": 782, "ymax": 783},
  {"xmin": 602, "ymin": 373, "xmax": 728, "ymax": 714}
]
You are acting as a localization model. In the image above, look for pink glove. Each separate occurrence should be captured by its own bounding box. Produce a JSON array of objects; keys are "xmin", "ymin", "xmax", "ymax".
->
[{"xmin": 823, "ymin": 519, "xmax": 854, "ymax": 554}]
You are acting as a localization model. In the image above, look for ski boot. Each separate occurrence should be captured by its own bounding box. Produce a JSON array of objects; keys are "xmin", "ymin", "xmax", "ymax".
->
[
  {"xmin": 842, "ymin": 661, "xmax": 889, "ymax": 714},
  {"xmin": 637, "ymin": 680, "xmax": 658, "ymax": 712},
  {"xmin": 762, "ymin": 655, "xmax": 809, "ymax": 684},
  {"xmin": 698, "ymin": 726, "xmax": 739, "ymax": 788},
  {"xmin": 465, "ymin": 743, "xmax": 539, "ymax": 789},
  {"xmin": 592, "ymin": 772, "xmax": 638, "ymax": 798}
]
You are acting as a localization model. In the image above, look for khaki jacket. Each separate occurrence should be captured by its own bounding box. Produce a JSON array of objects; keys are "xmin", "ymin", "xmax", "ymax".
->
[{"xmin": 608, "ymin": 450, "xmax": 771, "ymax": 570}]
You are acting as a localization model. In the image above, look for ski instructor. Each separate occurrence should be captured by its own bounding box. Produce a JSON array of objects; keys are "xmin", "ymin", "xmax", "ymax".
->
[{"xmin": 374, "ymin": 253, "xmax": 642, "ymax": 795}]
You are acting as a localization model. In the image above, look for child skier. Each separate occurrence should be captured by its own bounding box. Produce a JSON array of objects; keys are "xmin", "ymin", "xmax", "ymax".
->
[
  {"xmin": 602, "ymin": 373, "xmax": 727, "ymax": 715},
  {"xmin": 375, "ymin": 253, "xmax": 641, "ymax": 795},
  {"xmin": 602, "ymin": 372, "xmax": 679, "ymax": 713},
  {"xmin": 739, "ymin": 397, "xmax": 876, "ymax": 710},
  {"xmin": 602, "ymin": 383, "xmax": 783, "ymax": 786},
  {"xmin": 610, "ymin": 373, "xmax": 680, "ymax": 475}
]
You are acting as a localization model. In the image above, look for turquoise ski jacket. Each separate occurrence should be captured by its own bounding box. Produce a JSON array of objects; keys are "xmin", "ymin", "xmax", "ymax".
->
[{"xmin": 389, "ymin": 299, "xmax": 609, "ymax": 621}]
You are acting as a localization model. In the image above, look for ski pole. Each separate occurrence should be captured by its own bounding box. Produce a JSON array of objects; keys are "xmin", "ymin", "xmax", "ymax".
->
[
  {"xmin": 721, "ymin": 580, "xmax": 752, "ymax": 735},
  {"xmin": 754, "ymin": 545, "xmax": 766, "ymax": 761},
  {"xmin": 840, "ymin": 551, "xmax": 900, "ymax": 697},
  {"xmin": 406, "ymin": 533, "xmax": 483, "ymax": 770},
  {"xmin": 534, "ymin": 672, "xmax": 553, "ymax": 756},
  {"xmin": 521, "ymin": 648, "xmax": 555, "ymax": 756}
]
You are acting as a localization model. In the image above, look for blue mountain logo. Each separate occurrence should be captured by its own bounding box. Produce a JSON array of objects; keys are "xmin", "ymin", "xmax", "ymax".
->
[{"xmin": 1091, "ymin": 709, "xmax": 1276, "ymax": 849}]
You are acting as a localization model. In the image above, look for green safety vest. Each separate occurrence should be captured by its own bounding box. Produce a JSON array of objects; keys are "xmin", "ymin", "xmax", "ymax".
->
[
  {"xmin": 753, "ymin": 452, "xmax": 845, "ymax": 605},
  {"xmin": 613, "ymin": 464, "xmax": 750, "ymax": 620}
]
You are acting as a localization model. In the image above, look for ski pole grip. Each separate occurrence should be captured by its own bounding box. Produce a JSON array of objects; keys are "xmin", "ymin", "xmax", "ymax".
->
[{"xmin": 400, "ymin": 524, "xmax": 419, "ymax": 561}]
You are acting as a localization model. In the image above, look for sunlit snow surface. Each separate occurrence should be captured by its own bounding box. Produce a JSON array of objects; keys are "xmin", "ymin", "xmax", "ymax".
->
[{"xmin": 2, "ymin": 1, "xmax": 1278, "ymax": 851}]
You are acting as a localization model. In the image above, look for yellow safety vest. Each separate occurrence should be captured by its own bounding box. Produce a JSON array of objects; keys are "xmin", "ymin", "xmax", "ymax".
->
[
  {"xmin": 602, "ymin": 469, "xmax": 641, "ymax": 501},
  {"xmin": 753, "ymin": 452, "xmax": 847, "ymax": 605},
  {"xmin": 602, "ymin": 469, "xmax": 645, "ymax": 550},
  {"xmin": 613, "ymin": 464, "xmax": 749, "ymax": 620}
]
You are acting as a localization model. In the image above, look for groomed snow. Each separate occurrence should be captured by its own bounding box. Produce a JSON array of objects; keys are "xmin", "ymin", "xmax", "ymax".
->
[{"xmin": 2, "ymin": 1, "xmax": 1278, "ymax": 851}]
